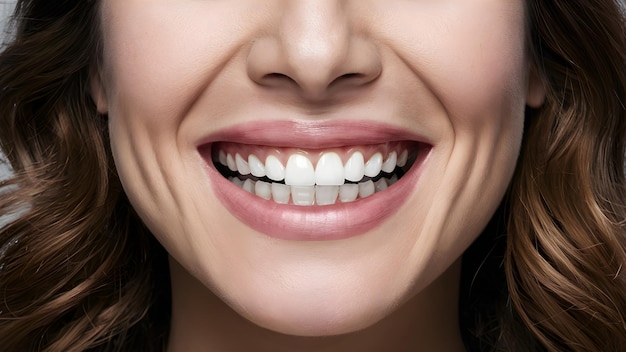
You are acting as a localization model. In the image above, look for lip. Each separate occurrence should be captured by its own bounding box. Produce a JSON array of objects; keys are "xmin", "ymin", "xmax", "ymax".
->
[{"xmin": 199, "ymin": 120, "xmax": 431, "ymax": 241}]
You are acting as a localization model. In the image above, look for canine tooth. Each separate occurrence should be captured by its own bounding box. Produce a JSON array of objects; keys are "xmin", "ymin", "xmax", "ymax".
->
[
  {"xmin": 315, "ymin": 152, "xmax": 344, "ymax": 186},
  {"xmin": 255, "ymin": 181, "xmax": 271, "ymax": 200},
  {"xmin": 218, "ymin": 150, "xmax": 228, "ymax": 166},
  {"xmin": 265, "ymin": 155, "xmax": 285, "ymax": 181},
  {"xmin": 382, "ymin": 151, "xmax": 397, "ymax": 173},
  {"xmin": 359, "ymin": 180, "xmax": 376, "ymax": 198},
  {"xmin": 291, "ymin": 186, "xmax": 315, "ymax": 206},
  {"xmin": 389, "ymin": 174, "xmax": 399, "ymax": 186},
  {"xmin": 397, "ymin": 150, "xmax": 408, "ymax": 167},
  {"xmin": 285, "ymin": 154, "xmax": 315, "ymax": 186},
  {"xmin": 316, "ymin": 186, "xmax": 339, "ymax": 205},
  {"xmin": 344, "ymin": 152, "xmax": 365, "ymax": 182},
  {"xmin": 364, "ymin": 153, "xmax": 383, "ymax": 177},
  {"xmin": 375, "ymin": 178, "xmax": 388, "ymax": 192},
  {"xmin": 236, "ymin": 154, "xmax": 251, "ymax": 175},
  {"xmin": 226, "ymin": 154, "xmax": 237, "ymax": 172},
  {"xmin": 248, "ymin": 154, "xmax": 266, "ymax": 177},
  {"xmin": 339, "ymin": 184, "xmax": 359, "ymax": 203},
  {"xmin": 243, "ymin": 179, "xmax": 255, "ymax": 193},
  {"xmin": 271, "ymin": 183, "xmax": 290, "ymax": 204}
]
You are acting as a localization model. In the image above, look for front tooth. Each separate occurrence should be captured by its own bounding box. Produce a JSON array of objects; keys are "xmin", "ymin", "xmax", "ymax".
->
[
  {"xmin": 226, "ymin": 154, "xmax": 237, "ymax": 172},
  {"xmin": 271, "ymin": 183, "xmax": 290, "ymax": 204},
  {"xmin": 397, "ymin": 150, "xmax": 408, "ymax": 167},
  {"xmin": 248, "ymin": 154, "xmax": 266, "ymax": 177},
  {"xmin": 243, "ymin": 179, "xmax": 255, "ymax": 193},
  {"xmin": 291, "ymin": 186, "xmax": 315, "ymax": 206},
  {"xmin": 316, "ymin": 186, "xmax": 339, "ymax": 205},
  {"xmin": 339, "ymin": 184, "xmax": 359, "ymax": 203},
  {"xmin": 382, "ymin": 151, "xmax": 397, "ymax": 173},
  {"xmin": 285, "ymin": 154, "xmax": 315, "ymax": 186},
  {"xmin": 265, "ymin": 155, "xmax": 285, "ymax": 181},
  {"xmin": 344, "ymin": 152, "xmax": 365, "ymax": 182},
  {"xmin": 364, "ymin": 153, "xmax": 383, "ymax": 177},
  {"xmin": 236, "ymin": 154, "xmax": 251, "ymax": 175},
  {"xmin": 359, "ymin": 180, "xmax": 375, "ymax": 198},
  {"xmin": 255, "ymin": 181, "xmax": 271, "ymax": 200},
  {"xmin": 315, "ymin": 152, "xmax": 345, "ymax": 186}
]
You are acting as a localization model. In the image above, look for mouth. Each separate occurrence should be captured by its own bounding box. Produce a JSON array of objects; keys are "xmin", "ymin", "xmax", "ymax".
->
[
  {"xmin": 209, "ymin": 141, "xmax": 422, "ymax": 206},
  {"xmin": 197, "ymin": 121, "xmax": 431, "ymax": 241}
]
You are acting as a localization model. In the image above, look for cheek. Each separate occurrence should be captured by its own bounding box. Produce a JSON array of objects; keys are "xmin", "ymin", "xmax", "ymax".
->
[
  {"xmin": 401, "ymin": 6, "xmax": 529, "ymax": 258},
  {"xmin": 429, "ymin": 9, "xmax": 528, "ymax": 131},
  {"xmin": 99, "ymin": 1, "xmax": 254, "ymax": 124},
  {"xmin": 378, "ymin": 1, "xmax": 529, "ymax": 131},
  {"xmin": 99, "ymin": 1, "xmax": 250, "ymax": 237}
]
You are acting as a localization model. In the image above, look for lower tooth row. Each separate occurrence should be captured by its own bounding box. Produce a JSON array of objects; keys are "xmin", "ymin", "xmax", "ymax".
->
[{"xmin": 230, "ymin": 175, "xmax": 398, "ymax": 206}]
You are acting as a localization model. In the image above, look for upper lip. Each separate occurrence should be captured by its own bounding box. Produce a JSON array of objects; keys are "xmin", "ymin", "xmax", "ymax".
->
[{"xmin": 195, "ymin": 120, "xmax": 432, "ymax": 149}]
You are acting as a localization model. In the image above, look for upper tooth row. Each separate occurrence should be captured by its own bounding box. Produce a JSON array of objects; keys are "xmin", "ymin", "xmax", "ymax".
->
[{"xmin": 218, "ymin": 150, "xmax": 408, "ymax": 186}]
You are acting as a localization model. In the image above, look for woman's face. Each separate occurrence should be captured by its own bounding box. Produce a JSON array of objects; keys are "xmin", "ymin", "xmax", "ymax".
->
[{"xmin": 94, "ymin": 0, "xmax": 543, "ymax": 336}]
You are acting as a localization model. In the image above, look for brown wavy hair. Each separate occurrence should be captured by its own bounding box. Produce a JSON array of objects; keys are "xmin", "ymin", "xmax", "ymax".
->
[{"xmin": 0, "ymin": 0, "xmax": 624, "ymax": 351}]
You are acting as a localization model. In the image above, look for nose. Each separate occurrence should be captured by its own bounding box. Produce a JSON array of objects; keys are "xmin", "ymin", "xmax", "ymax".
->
[{"xmin": 246, "ymin": 1, "xmax": 381, "ymax": 102}]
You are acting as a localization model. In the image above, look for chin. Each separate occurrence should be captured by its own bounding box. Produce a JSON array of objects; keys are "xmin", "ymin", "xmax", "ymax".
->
[{"xmin": 233, "ymin": 286, "xmax": 397, "ymax": 337}]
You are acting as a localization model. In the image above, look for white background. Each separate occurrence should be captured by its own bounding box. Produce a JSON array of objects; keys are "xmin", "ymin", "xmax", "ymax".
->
[
  {"xmin": 0, "ymin": 1, "xmax": 13, "ymax": 43},
  {"xmin": 1, "ymin": 1, "xmax": 15, "ymax": 180}
]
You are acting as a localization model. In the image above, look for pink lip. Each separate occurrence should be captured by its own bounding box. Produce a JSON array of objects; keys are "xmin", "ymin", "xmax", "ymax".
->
[{"xmin": 199, "ymin": 120, "xmax": 430, "ymax": 241}]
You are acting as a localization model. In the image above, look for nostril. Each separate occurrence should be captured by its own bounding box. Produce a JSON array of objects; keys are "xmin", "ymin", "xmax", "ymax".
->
[
  {"xmin": 256, "ymin": 72, "xmax": 300, "ymax": 90},
  {"xmin": 335, "ymin": 73, "xmax": 362, "ymax": 81},
  {"xmin": 329, "ymin": 72, "xmax": 374, "ymax": 89},
  {"xmin": 264, "ymin": 73, "xmax": 291, "ymax": 81}
]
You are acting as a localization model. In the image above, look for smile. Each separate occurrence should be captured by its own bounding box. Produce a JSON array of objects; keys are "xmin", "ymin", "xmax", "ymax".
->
[
  {"xmin": 211, "ymin": 141, "xmax": 418, "ymax": 206},
  {"xmin": 198, "ymin": 121, "xmax": 431, "ymax": 240}
]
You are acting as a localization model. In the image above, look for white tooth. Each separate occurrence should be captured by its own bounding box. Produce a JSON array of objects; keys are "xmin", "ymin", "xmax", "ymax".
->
[
  {"xmin": 232, "ymin": 177, "xmax": 244, "ymax": 187},
  {"xmin": 248, "ymin": 154, "xmax": 266, "ymax": 178},
  {"xmin": 315, "ymin": 152, "xmax": 344, "ymax": 186},
  {"xmin": 243, "ymin": 179, "xmax": 255, "ymax": 193},
  {"xmin": 271, "ymin": 183, "xmax": 290, "ymax": 204},
  {"xmin": 339, "ymin": 184, "xmax": 359, "ymax": 203},
  {"xmin": 364, "ymin": 153, "xmax": 383, "ymax": 177},
  {"xmin": 236, "ymin": 154, "xmax": 251, "ymax": 175},
  {"xmin": 389, "ymin": 175, "xmax": 399, "ymax": 186},
  {"xmin": 344, "ymin": 152, "xmax": 365, "ymax": 182},
  {"xmin": 359, "ymin": 180, "xmax": 375, "ymax": 198},
  {"xmin": 291, "ymin": 186, "xmax": 315, "ymax": 206},
  {"xmin": 382, "ymin": 151, "xmax": 397, "ymax": 173},
  {"xmin": 315, "ymin": 186, "xmax": 339, "ymax": 205},
  {"xmin": 265, "ymin": 155, "xmax": 285, "ymax": 181},
  {"xmin": 285, "ymin": 154, "xmax": 315, "ymax": 186},
  {"xmin": 397, "ymin": 150, "xmax": 408, "ymax": 167},
  {"xmin": 218, "ymin": 150, "xmax": 228, "ymax": 166},
  {"xmin": 375, "ymin": 178, "xmax": 388, "ymax": 192},
  {"xmin": 226, "ymin": 154, "xmax": 237, "ymax": 172},
  {"xmin": 255, "ymin": 181, "xmax": 271, "ymax": 200}
]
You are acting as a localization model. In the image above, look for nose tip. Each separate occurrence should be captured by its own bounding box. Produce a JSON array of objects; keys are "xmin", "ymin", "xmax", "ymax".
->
[
  {"xmin": 247, "ymin": 37, "xmax": 381, "ymax": 100},
  {"xmin": 246, "ymin": 2, "xmax": 382, "ymax": 101}
]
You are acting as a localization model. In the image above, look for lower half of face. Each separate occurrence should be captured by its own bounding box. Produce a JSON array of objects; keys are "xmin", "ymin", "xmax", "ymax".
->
[{"xmin": 100, "ymin": 0, "xmax": 535, "ymax": 336}]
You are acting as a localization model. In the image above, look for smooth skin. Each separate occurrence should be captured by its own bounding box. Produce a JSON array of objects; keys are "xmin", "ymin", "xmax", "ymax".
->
[{"xmin": 92, "ymin": 1, "xmax": 545, "ymax": 350}]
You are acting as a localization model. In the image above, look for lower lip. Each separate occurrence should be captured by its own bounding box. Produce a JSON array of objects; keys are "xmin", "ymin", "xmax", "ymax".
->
[{"xmin": 203, "ymin": 148, "xmax": 428, "ymax": 241}]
